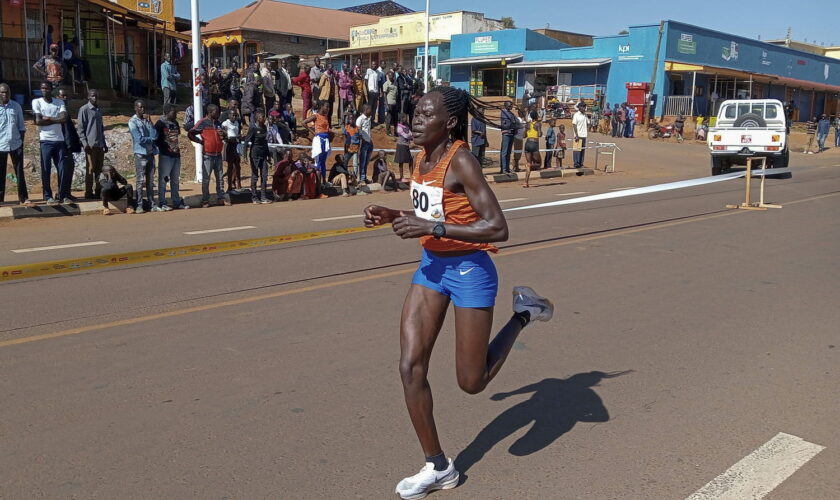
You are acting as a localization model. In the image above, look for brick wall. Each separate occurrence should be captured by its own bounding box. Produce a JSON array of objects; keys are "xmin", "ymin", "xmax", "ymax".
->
[{"xmin": 243, "ymin": 30, "xmax": 349, "ymax": 58}]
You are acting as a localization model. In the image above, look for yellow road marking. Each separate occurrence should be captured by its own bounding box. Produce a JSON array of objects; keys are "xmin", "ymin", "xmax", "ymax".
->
[
  {"xmin": 0, "ymin": 225, "xmax": 385, "ymax": 282},
  {"xmin": 1, "ymin": 190, "xmax": 837, "ymax": 349}
]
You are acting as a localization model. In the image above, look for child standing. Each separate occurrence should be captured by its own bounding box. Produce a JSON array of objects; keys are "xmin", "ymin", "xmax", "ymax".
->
[
  {"xmin": 343, "ymin": 113, "xmax": 360, "ymax": 177},
  {"xmin": 222, "ymin": 107, "xmax": 243, "ymax": 193},
  {"xmin": 543, "ymin": 119, "xmax": 556, "ymax": 169},
  {"xmin": 555, "ymin": 124, "xmax": 567, "ymax": 168},
  {"xmin": 394, "ymin": 114, "xmax": 413, "ymax": 181}
]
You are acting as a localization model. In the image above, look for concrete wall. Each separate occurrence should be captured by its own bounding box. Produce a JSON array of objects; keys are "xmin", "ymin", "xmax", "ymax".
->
[
  {"xmin": 533, "ymin": 28, "xmax": 593, "ymax": 48},
  {"xmin": 462, "ymin": 12, "xmax": 504, "ymax": 34}
]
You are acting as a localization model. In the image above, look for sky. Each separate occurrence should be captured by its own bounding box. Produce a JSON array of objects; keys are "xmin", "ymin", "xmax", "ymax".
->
[{"xmin": 175, "ymin": 0, "xmax": 837, "ymax": 47}]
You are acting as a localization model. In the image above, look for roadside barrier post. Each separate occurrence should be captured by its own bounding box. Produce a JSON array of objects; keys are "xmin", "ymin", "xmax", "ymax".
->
[{"xmin": 725, "ymin": 157, "xmax": 782, "ymax": 210}]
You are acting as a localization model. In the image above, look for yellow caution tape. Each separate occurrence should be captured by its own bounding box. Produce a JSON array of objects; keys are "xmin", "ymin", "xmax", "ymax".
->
[{"xmin": 0, "ymin": 225, "xmax": 383, "ymax": 282}]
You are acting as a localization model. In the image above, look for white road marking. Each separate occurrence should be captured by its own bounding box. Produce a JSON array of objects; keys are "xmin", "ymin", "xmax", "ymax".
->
[
  {"xmin": 183, "ymin": 226, "xmax": 256, "ymax": 235},
  {"xmin": 498, "ymin": 198, "xmax": 528, "ymax": 203},
  {"xmin": 11, "ymin": 241, "xmax": 110, "ymax": 253},
  {"xmin": 555, "ymin": 191, "xmax": 589, "ymax": 196},
  {"xmin": 686, "ymin": 432, "xmax": 825, "ymax": 500},
  {"xmin": 610, "ymin": 186, "xmax": 638, "ymax": 191},
  {"xmin": 312, "ymin": 214, "xmax": 363, "ymax": 222}
]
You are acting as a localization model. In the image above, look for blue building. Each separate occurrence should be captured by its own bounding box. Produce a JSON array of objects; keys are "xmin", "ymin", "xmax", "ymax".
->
[{"xmin": 442, "ymin": 21, "xmax": 840, "ymax": 121}]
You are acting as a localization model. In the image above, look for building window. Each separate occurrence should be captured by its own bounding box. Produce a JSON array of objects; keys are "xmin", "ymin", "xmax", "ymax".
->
[
  {"xmin": 320, "ymin": 39, "xmax": 325, "ymax": 46},
  {"xmin": 289, "ymin": 35, "xmax": 300, "ymax": 43}
]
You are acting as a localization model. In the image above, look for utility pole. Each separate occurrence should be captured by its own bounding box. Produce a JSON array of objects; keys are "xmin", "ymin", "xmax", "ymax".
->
[{"xmin": 191, "ymin": 0, "xmax": 203, "ymax": 182}]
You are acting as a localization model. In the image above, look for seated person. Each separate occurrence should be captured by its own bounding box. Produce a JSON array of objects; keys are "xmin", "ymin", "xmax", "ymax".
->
[
  {"xmin": 297, "ymin": 155, "xmax": 326, "ymax": 200},
  {"xmin": 372, "ymin": 150, "xmax": 399, "ymax": 191},
  {"xmin": 328, "ymin": 154, "xmax": 354, "ymax": 197},
  {"xmin": 282, "ymin": 103, "xmax": 297, "ymax": 134},
  {"xmin": 99, "ymin": 164, "xmax": 137, "ymax": 215},
  {"xmin": 271, "ymin": 149, "xmax": 302, "ymax": 201}
]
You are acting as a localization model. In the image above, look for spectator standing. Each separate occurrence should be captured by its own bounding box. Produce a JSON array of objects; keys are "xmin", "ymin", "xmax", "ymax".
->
[
  {"xmin": 99, "ymin": 164, "xmax": 136, "ymax": 215},
  {"xmin": 222, "ymin": 107, "xmax": 243, "ymax": 193},
  {"xmin": 805, "ymin": 116, "xmax": 817, "ymax": 154},
  {"xmin": 572, "ymin": 102, "xmax": 589, "ymax": 168},
  {"xmin": 556, "ymin": 124, "xmax": 567, "ymax": 168},
  {"xmin": 834, "ymin": 115, "xmax": 840, "ymax": 148},
  {"xmin": 189, "ymin": 104, "xmax": 230, "ymax": 207},
  {"xmin": 228, "ymin": 64, "xmax": 243, "ymax": 103},
  {"xmin": 352, "ymin": 58, "xmax": 366, "ymax": 112},
  {"xmin": 343, "ymin": 112, "xmax": 361, "ymax": 177},
  {"xmin": 395, "ymin": 114, "xmax": 413, "ymax": 181},
  {"xmin": 382, "ymin": 71, "xmax": 399, "ymax": 136},
  {"xmin": 318, "ymin": 64, "xmax": 337, "ymax": 127},
  {"xmin": 241, "ymin": 78, "xmax": 259, "ymax": 126},
  {"xmin": 293, "ymin": 65, "xmax": 312, "ymax": 117},
  {"xmin": 376, "ymin": 61, "xmax": 387, "ymax": 124},
  {"xmin": 816, "ymin": 114, "xmax": 830, "ymax": 152},
  {"xmin": 154, "ymin": 104, "xmax": 185, "ymax": 210},
  {"xmin": 499, "ymin": 100, "xmax": 516, "ymax": 174},
  {"xmin": 277, "ymin": 60, "xmax": 293, "ymax": 109},
  {"xmin": 512, "ymin": 107, "xmax": 525, "ymax": 171},
  {"xmin": 33, "ymin": 81, "xmax": 68, "ymax": 205},
  {"xmin": 310, "ymin": 57, "xmax": 323, "ymax": 104},
  {"xmin": 127, "ymin": 99, "xmax": 157, "ymax": 213},
  {"xmin": 244, "ymin": 109, "xmax": 272, "ymax": 204},
  {"xmin": 522, "ymin": 111, "xmax": 541, "ymax": 188},
  {"xmin": 303, "ymin": 101, "xmax": 332, "ymax": 181},
  {"xmin": 77, "ymin": 89, "xmax": 107, "ymax": 199},
  {"xmin": 617, "ymin": 104, "xmax": 626, "ymax": 138},
  {"xmin": 208, "ymin": 64, "xmax": 222, "ymax": 108},
  {"xmin": 356, "ymin": 103, "xmax": 374, "ymax": 183},
  {"xmin": 338, "ymin": 64, "xmax": 355, "ymax": 119},
  {"xmin": 365, "ymin": 62, "xmax": 380, "ymax": 125},
  {"xmin": 543, "ymin": 118, "xmax": 556, "ymax": 169},
  {"xmin": 262, "ymin": 61, "xmax": 277, "ymax": 112},
  {"xmin": 611, "ymin": 103, "xmax": 620, "ymax": 137},
  {"xmin": 33, "ymin": 44, "xmax": 64, "ymax": 89},
  {"xmin": 0, "ymin": 83, "xmax": 32, "ymax": 206},
  {"xmin": 625, "ymin": 105, "xmax": 636, "ymax": 138},
  {"xmin": 57, "ymin": 88, "xmax": 81, "ymax": 202},
  {"xmin": 160, "ymin": 52, "xmax": 180, "ymax": 109},
  {"xmin": 470, "ymin": 114, "xmax": 487, "ymax": 166}
]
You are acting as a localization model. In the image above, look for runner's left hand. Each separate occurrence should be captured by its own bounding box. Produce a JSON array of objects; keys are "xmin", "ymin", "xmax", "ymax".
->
[{"xmin": 392, "ymin": 215, "xmax": 433, "ymax": 239}]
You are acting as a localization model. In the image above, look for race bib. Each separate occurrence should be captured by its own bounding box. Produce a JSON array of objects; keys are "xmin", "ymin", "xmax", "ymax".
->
[{"xmin": 410, "ymin": 181, "xmax": 444, "ymax": 222}]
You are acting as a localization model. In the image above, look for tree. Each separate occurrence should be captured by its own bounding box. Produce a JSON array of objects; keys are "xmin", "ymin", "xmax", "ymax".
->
[
  {"xmin": 618, "ymin": 29, "xmax": 629, "ymax": 35},
  {"xmin": 501, "ymin": 17, "xmax": 516, "ymax": 29}
]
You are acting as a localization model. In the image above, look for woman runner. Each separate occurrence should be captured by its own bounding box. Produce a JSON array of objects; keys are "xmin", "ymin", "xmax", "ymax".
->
[{"xmin": 363, "ymin": 86, "xmax": 554, "ymax": 500}]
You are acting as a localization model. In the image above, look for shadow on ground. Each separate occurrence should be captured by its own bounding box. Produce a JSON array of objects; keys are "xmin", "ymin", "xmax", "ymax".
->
[{"xmin": 455, "ymin": 370, "xmax": 632, "ymax": 482}]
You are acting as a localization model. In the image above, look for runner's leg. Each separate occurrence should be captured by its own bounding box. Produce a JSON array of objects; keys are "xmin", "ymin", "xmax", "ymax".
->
[
  {"xmin": 453, "ymin": 306, "xmax": 524, "ymax": 394},
  {"xmin": 399, "ymin": 284, "xmax": 451, "ymax": 457}
]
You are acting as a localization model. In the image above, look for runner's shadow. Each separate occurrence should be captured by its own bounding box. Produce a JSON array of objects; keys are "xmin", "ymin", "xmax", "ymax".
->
[{"xmin": 454, "ymin": 370, "xmax": 631, "ymax": 479}]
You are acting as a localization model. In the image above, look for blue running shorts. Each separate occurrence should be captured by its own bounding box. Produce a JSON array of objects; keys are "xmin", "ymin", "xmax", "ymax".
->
[{"xmin": 411, "ymin": 249, "xmax": 498, "ymax": 308}]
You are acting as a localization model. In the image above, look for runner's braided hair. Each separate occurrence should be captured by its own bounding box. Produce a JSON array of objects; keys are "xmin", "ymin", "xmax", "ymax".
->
[{"xmin": 425, "ymin": 86, "xmax": 506, "ymax": 143}]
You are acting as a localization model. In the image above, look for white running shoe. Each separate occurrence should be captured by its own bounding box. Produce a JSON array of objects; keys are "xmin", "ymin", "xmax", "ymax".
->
[
  {"xmin": 512, "ymin": 286, "xmax": 554, "ymax": 323},
  {"xmin": 395, "ymin": 459, "xmax": 459, "ymax": 500}
]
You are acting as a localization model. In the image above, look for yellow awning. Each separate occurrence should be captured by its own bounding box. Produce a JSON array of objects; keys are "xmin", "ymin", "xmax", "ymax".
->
[
  {"xmin": 203, "ymin": 33, "xmax": 244, "ymax": 47},
  {"xmin": 665, "ymin": 62, "xmax": 705, "ymax": 72}
]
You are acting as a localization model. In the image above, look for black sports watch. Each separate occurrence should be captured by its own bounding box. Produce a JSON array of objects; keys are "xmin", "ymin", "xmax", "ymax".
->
[{"xmin": 432, "ymin": 223, "xmax": 446, "ymax": 240}]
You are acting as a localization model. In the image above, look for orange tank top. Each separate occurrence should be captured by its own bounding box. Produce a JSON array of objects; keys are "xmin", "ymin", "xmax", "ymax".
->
[
  {"xmin": 314, "ymin": 114, "xmax": 330, "ymax": 134},
  {"xmin": 410, "ymin": 140, "xmax": 497, "ymax": 253}
]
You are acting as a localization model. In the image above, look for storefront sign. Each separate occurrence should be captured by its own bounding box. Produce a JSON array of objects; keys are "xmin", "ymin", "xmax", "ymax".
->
[
  {"xmin": 618, "ymin": 44, "xmax": 631, "ymax": 54},
  {"xmin": 721, "ymin": 42, "xmax": 739, "ymax": 62},
  {"xmin": 349, "ymin": 12, "xmax": 462, "ymax": 49},
  {"xmin": 760, "ymin": 50, "xmax": 771, "ymax": 66},
  {"xmin": 618, "ymin": 55, "xmax": 644, "ymax": 61},
  {"xmin": 471, "ymin": 36, "xmax": 498, "ymax": 54},
  {"xmin": 677, "ymin": 34, "xmax": 696, "ymax": 55}
]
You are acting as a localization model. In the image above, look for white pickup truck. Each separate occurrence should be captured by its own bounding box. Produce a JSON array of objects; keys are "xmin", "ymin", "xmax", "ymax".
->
[{"xmin": 707, "ymin": 99, "xmax": 789, "ymax": 175}]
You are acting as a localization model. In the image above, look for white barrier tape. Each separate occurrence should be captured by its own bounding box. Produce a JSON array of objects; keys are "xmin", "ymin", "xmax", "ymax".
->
[
  {"xmin": 503, "ymin": 169, "xmax": 790, "ymax": 212},
  {"xmin": 262, "ymin": 141, "xmax": 617, "ymax": 154}
]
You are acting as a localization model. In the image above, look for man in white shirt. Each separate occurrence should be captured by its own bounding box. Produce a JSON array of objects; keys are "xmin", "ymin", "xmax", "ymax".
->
[
  {"xmin": 32, "ymin": 81, "xmax": 70, "ymax": 204},
  {"xmin": 365, "ymin": 62, "xmax": 380, "ymax": 125},
  {"xmin": 571, "ymin": 102, "xmax": 589, "ymax": 168},
  {"xmin": 355, "ymin": 103, "xmax": 373, "ymax": 183},
  {"xmin": 261, "ymin": 61, "xmax": 276, "ymax": 112}
]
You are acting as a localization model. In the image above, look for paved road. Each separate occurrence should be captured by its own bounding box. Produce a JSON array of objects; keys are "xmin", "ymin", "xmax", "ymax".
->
[{"xmin": 1, "ymin": 155, "xmax": 838, "ymax": 499}]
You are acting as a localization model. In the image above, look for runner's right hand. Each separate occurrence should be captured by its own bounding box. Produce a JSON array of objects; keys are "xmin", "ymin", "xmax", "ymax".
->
[{"xmin": 364, "ymin": 205, "xmax": 398, "ymax": 227}]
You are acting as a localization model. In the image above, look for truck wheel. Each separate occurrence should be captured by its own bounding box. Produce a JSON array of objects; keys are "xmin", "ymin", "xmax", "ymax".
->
[
  {"xmin": 733, "ymin": 113, "xmax": 766, "ymax": 128},
  {"xmin": 711, "ymin": 157, "xmax": 725, "ymax": 176},
  {"xmin": 774, "ymin": 149, "xmax": 789, "ymax": 169}
]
